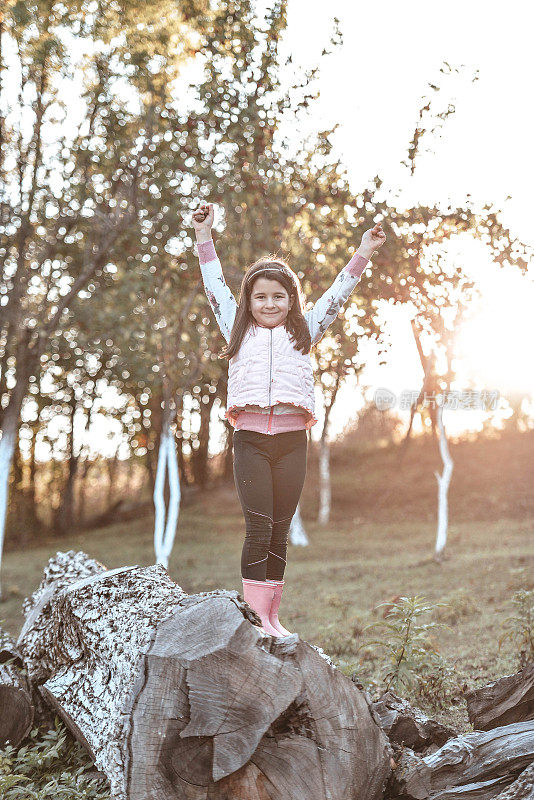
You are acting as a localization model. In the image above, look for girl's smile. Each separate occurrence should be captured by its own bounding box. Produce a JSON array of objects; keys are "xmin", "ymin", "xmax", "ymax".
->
[{"xmin": 249, "ymin": 277, "xmax": 294, "ymax": 327}]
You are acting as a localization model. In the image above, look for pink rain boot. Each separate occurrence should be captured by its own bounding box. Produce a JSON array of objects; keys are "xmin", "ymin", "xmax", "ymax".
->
[
  {"xmin": 242, "ymin": 579, "xmax": 283, "ymax": 637},
  {"xmin": 266, "ymin": 579, "xmax": 292, "ymax": 636}
]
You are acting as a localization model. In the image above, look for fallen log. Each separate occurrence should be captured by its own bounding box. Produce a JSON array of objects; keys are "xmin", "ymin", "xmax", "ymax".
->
[
  {"xmin": 17, "ymin": 550, "xmax": 392, "ymax": 800},
  {"xmin": 390, "ymin": 719, "xmax": 534, "ymax": 800},
  {"xmin": 0, "ymin": 628, "xmax": 33, "ymax": 748},
  {"xmin": 372, "ymin": 689, "xmax": 457, "ymax": 752},
  {"xmin": 465, "ymin": 663, "xmax": 534, "ymax": 731},
  {"xmin": 492, "ymin": 761, "xmax": 534, "ymax": 800}
]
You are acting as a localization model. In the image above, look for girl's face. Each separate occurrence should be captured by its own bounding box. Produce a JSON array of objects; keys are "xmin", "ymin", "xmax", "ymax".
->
[{"xmin": 249, "ymin": 277, "xmax": 294, "ymax": 328}]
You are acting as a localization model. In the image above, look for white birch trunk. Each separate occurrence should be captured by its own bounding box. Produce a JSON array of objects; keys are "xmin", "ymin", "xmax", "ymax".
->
[
  {"xmin": 162, "ymin": 429, "xmax": 180, "ymax": 567},
  {"xmin": 0, "ymin": 413, "xmax": 18, "ymax": 600},
  {"xmin": 289, "ymin": 502, "xmax": 309, "ymax": 546},
  {"xmin": 434, "ymin": 401, "xmax": 453, "ymax": 561},
  {"xmin": 317, "ymin": 437, "xmax": 331, "ymax": 525},
  {"xmin": 153, "ymin": 427, "xmax": 181, "ymax": 569}
]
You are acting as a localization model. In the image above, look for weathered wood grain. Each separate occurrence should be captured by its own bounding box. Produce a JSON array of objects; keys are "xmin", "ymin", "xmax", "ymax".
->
[
  {"xmin": 492, "ymin": 761, "xmax": 534, "ymax": 800},
  {"xmin": 391, "ymin": 720, "xmax": 534, "ymax": 800},
  {"xmin": 372, "ymin": 690, "xmax": 457, "ymax": 752},
  {"xmin": 17, "ymin": 550, "xmax": 392, "ymax": 800},
  {"xmin": 0, "ymin": 628, "xmax": 33, "ymax": 747},
  {"xmin": 465, "ymin": 663, "xmax": 534, "ymax": 731}
]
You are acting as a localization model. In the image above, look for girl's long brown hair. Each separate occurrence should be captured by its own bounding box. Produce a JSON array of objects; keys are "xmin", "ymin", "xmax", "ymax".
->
[{"xmin": 218, "ymin": 254, "xmax": 312, "ymax": 360}]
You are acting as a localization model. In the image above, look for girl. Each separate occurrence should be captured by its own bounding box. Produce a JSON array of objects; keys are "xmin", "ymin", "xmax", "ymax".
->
[{"xmin": 192, "ymin": 202, "xmax": 386, "ymax": 637}]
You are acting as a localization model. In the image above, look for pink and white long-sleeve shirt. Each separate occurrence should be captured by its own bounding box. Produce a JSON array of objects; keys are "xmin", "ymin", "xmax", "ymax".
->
[{"xmin": 196, "ymin": 238, "xmax": 370, "ymax": 435}]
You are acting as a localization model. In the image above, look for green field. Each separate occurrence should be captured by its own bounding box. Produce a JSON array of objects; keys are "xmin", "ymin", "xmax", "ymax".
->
[{"xmin": 2, "ymin": 429, "xmax": 533, "ymax": 733}]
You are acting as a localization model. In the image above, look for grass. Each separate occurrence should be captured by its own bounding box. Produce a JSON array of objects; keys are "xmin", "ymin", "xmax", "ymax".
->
[{"xmin": 1, "ymin": 428, "xmax": 533, "ymax": 734}]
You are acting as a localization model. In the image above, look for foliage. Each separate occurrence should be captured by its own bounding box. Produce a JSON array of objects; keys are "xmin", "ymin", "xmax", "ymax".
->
[
  {"xmin": 499, "ymin": 588, "xmax": 534, "ymax": 668},
  {"xmin": 2, "ymin": 0, "xmax": 531, "ymax": 551},
  {"xmin": 356, "ymin": 595, "xmax": 454, "ymax": 702},
  {"xmin": 0, "ymin": 718, "xmax": 111, "ymax": 799}
]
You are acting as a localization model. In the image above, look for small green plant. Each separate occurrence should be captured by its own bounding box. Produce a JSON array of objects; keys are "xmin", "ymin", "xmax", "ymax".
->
[
  {"xmin": 0, "ymin": 717, "xmax": 111, "ymax": 799},
  {"xmin": 356, "ymin": 595, "xmax": 452, "ymax": 701},
  {"xmin": 499, "ymin": 589, "xmax": 534, "ymax": 668}
]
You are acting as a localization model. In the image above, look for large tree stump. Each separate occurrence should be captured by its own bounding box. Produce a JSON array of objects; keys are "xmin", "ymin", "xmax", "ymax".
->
[
  {"xmin": 465, "ymin": 663, "xmax": 534, "ymax": 731},
  {"xmin": 390, "ymin": 719, "xmax": 534, "ymax": 800},
  {"xmin": 17, "ymin": 550, "xmax": 392, "ymax": 800},
  {"xmin": 0, "ymin": 628, "xmax": 33, "ymax": 747}
]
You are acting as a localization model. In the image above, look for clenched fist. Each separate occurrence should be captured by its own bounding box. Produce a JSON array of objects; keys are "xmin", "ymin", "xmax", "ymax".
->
[{"xmin": 192, "ymin": 202, "xmax": 215, "ymax": 232}]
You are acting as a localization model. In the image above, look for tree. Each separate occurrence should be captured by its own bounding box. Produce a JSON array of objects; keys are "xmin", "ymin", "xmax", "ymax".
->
[{"xmin": 0, "ymin": 0, "xmax": 211, "ymax": 593}]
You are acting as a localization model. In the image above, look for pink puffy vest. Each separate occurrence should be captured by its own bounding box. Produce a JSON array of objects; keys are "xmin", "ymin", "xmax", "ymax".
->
[{"xmin": 226, "ymin": 322, "xmax": 317, "ymax": 431}]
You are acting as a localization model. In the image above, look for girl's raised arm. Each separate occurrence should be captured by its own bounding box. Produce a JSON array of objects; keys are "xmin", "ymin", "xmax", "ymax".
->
[
  {"xmin": 305, "ymin": 223, "xmax": 385, "ymax": 345},
  {"xmin": 305, "ymin": 251, "xmax": 370, "ymax": 345},
  {"xmin": 193, "ymin": 203, "xmax": 237, "ymax": 344}
]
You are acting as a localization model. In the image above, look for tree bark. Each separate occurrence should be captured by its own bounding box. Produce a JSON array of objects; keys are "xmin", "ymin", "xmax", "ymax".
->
[
  {"xmin": 191, "ymin": 391, "xmax": 216, "ymax": 488},
  {"xmin": 55, "ymin": 393, "xmax": 79, "ymax": 536},
  {"xmin": 153, "ymin": 423, "xmax": 181, "ymax": 569},
  {"xmin": 290, "ymin": 501, "xmax": 309, "ymax": 546},
  {"xmin": 0, "ymin": 628, "xmax": 34, "ymax": 747},
  {"xmin": 317, "ymin": 436, "xmax": 331, "ymax": 525},
  {"xmin": 465, "ymin": 663, "xmax": 534, "ymax": 731},
  {"xmin": 17, "ymin": 550, "xmax": 392, "ymax": 800},
  {"xmin": 434, "ymin": 402, "xmax": 454, "ymax": 561},
  {"xmin": 492, "ymin": 761, "xmax": 534, "ymax": 800},
  {"xmin": 222, "ymin": 421, "xmax": 234, "ymax": 482},
  {"xmin": 0, "ymin": 401, "xmax": 21, "ymax": 597},
  {"xmin": 391, "ymin": 720, "xmax": 534, "ymax": 800},
  {"xmin": 372, "ymin": 690, "xmax": 457, "ymax": 752}
]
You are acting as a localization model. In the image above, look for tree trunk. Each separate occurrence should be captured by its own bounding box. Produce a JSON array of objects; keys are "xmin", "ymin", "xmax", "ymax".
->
[
  {"xmin": 16, "ymin": 550, "xmax": 392, "ymax": 800},
  {"xmin": 106, "ymin": 450, "xmax": 119, "ymax": 508},
  {"xmin": 153, "ymin": 423, "xmax": 181, "ymax": 569},
  {"xmin": 317, "ymin": 435, "xmax": 331, "ymax": 525},
  {"xmin": 191, "ymin": 392, "xmax": 216, "ymax": 488},
  {"xmin": 0, "ymin": 628, "xmax": 34, "ymax": 747},
  {"xmin": 223, "ymin": 422, "xmax": 234, "ymax": 482},
  {"xmin": 28, "ymin": 417, "xmax": 40, "ymax": 522},
  {"xmin": 434, "ymin": 402, "xmax": 453, "ymax": 561},
  {"xmin": 176, "ymin": 393, "xmax": 191, "ymax": 487},
  {"xmin": 372, "ymin": 690, "xmax": 457, "ymax": 751},
  {"xmin": 391, "ymin": 720, "xmax": 534, "ymax": 800},
  {"xmin": 465, "ymin": 663, "xmax": 534, "ymax": 731},
  {"xmin": 317, "ymin": 373, "xmax": 339, "ymax": 526},
  {"xmin": 0, "ymin": 400, "xmax": 21, "ymax": 598},
  {"xmin": 55, "ymin": 394, "xmax": 79, "ymax": 536},
  {"xmin": 77, "ymin": 457, "xmax": 95, "ymax": 525},
  {"xmin": 290, "ymin": 501, "xmax": 309, "ymax": 546},
  {"xmin": 492, "ymin": 762, "xmax": 534, "ymax": 800}
]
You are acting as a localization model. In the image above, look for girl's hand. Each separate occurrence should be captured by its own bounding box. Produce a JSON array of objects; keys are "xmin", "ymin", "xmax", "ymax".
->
[
  {"xmin": 360, "ymin": 222, "xmax": 386, "ymax": 257},
  {"xmin": 192, "ymin": 202, "xmax": 215, "ymax": 232}
]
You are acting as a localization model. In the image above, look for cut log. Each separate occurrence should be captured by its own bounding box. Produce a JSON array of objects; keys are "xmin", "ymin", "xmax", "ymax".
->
[
  {"xmin": 492, "ymin": 761, "xmax": 534, "ymax": 800},
  {"xmin": 391, "ymin": 720, "xmax": 534, "ymax": 800},
  {"xmin": 17, "ymin": 550, "xmax": 392, "ymax": 800},
  {"xmin": 372, "ymin": 689, "xmax": 457, "ymax": 752},
  {"xmin": 0, "ymin": 628, "xmax": 33, "ymax": 747},
  {"xmin": 465, "ymin": 663, "xmax": 534, "ymax": 731}
]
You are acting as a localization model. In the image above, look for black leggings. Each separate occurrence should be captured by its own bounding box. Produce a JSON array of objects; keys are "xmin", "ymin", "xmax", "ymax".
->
[{"xmin": 232, "ymin": 428, "xmax": 308, "ymax": 581}]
